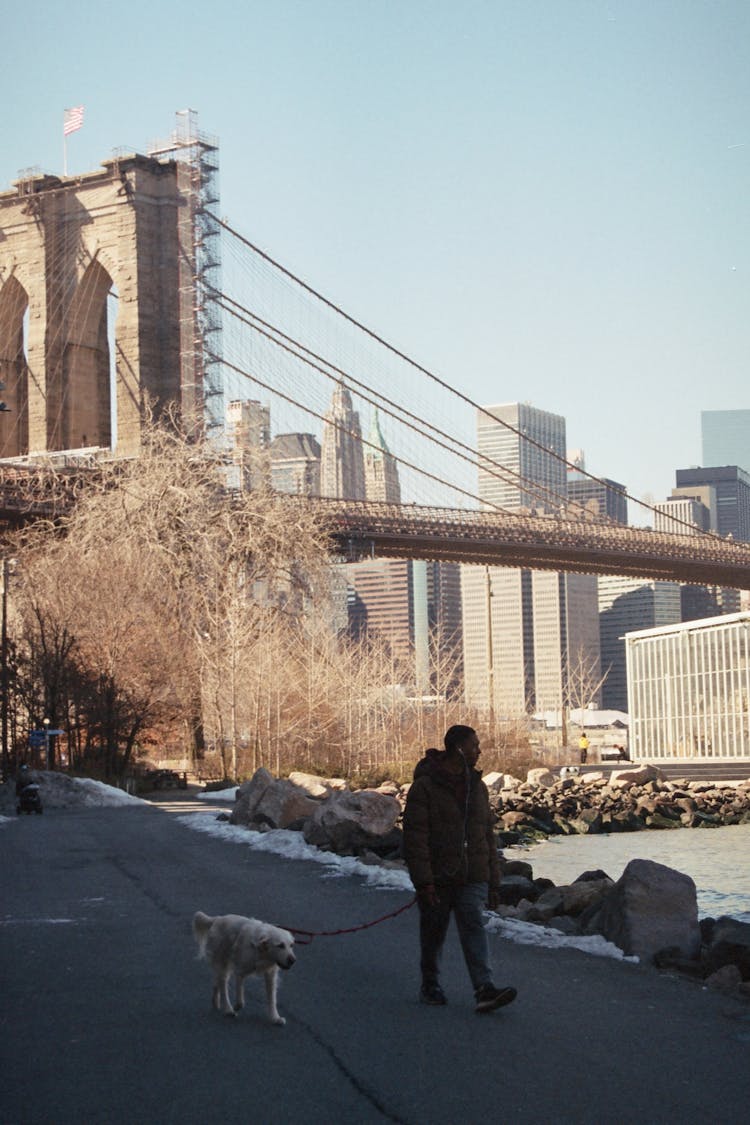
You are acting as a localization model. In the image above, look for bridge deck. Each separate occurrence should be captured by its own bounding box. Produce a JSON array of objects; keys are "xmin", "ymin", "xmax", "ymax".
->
[
  {"xmin": 2, "ymin": 465, "xmax": 750, "ymax": 587},
  {"xmin": 320, "ymin": 498, "xmax": 750, "ymax": 587}
]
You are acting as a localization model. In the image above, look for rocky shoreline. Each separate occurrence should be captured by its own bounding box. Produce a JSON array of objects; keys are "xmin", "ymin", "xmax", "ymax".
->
[
  {"xmin": 227, "ymin": 765, "xmax": 750, "ymax": 998},
  {"xmin": 485, "ymin": 763, "xmax": 750, "ymax": 844}
]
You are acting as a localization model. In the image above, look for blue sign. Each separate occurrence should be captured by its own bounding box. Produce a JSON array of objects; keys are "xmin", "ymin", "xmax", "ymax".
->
[{"xmin": 29, "ymin": 731, "xmax": 47, "ymax": 748}]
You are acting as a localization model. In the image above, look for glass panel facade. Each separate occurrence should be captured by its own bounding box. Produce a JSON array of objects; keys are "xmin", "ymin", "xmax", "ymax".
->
[{"xmin": 626, "ymin": 614, "xmax": 750, "ymax": 760}]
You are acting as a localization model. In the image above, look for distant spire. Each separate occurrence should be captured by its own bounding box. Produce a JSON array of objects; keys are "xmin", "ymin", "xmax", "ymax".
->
[
  {"xmin": 364, "ymin": 407, "xmax": 400, "ymax": 503},
  {"xmin": 367, "ymin": 408, "xmax": 390, "ymax": 459}
]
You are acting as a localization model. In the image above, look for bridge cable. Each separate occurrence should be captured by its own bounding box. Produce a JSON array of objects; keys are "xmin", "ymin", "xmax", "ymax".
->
[
  {"xmin": 217, "ymin": 217, "xmax": 710, "ymax": 537},
  {"xmin": 213, "ymin": 291, "xmax": 577, "ymax": 517},
  {"xmin": 213, "ymin": 351, "xmax": 512, "ymax": 515}
]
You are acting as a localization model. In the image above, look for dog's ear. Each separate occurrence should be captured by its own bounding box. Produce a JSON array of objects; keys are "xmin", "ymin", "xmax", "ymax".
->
[{"xmin": 258, "ymin": 938, "xmax": 269, "ymax": 952}]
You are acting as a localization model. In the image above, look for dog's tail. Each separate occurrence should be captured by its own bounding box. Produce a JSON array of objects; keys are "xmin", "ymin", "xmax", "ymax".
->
[{"xmin": 192, "ymin": 911, "xmax": 214, "ymax": 957}]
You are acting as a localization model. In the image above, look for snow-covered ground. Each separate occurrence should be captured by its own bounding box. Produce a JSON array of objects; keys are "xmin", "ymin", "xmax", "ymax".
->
[
  {"xmin": 2, "ymin": 772, "xmax": 637, "ymax": 963},
  {"xmin": 0, "ymin": 770, "xmax": 146, "ymax": 816},
  {"xmin": 198, "ymin": 787, "xmax": 238, "ymax": 801},
  {"xmin": 179, "ymin": 810, "xmax": 638, "ymax": 964}
]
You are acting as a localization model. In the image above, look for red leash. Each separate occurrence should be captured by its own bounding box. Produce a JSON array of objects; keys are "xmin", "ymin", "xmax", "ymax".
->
[{"xmin": 279, "ymin": 896, "xmax": 417, "ymax": 945}]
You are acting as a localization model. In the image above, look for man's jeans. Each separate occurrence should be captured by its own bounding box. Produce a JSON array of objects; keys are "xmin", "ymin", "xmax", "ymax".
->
[{"xmin": 419, "ymin": 882, "xmax": 492, "ymax": 992}]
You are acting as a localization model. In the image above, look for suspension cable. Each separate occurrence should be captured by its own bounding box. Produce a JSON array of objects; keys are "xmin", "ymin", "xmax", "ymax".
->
[{"xmin": 217, "ymin": 216, "xmax": 704, "ymax": 534}]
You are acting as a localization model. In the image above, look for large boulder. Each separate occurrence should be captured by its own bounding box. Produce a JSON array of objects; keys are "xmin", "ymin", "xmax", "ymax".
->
[
  {"xmin": 581, "ymin": 858, "xmax": 700, "ymax": 960},
  {"xmin": 702, "ymin": 916, "xmax": 750, "ymax": 980},
  {"xmin": 484, "ymin": 771, "xmax": 520, "ymax": 792},
  {"xmin": 610, "ymin": 764, "xmax": 665, "ymax": 788},
  {"xmin": 559, "ymin": 877, "xmax": 613, "ymax": 915},
  {"xmin": 526, "ymin": 886, "xmax": 564, "ymax": 922},
  {"xmin": 496, "ymin": 874, "xmax": 538, "ymax": 906},
  {"xmin": 231, "ymin": 770, "xmax": 318, "ymax": 829},
  {"xmin": 706, "ymin": 964, "xmax": 743, "ymax": 992},
  {"xmin": 303, "ymin": 789, "xmax": 401, "ymax": 854},
  {"xmin": 528, "ymin": 877, "xmax": 612, "ymax": 922},
  {"xmin": 527, "ymin": 768, "xmax": 556, "ymax": 788},
  {"xmin": 232, "ymin": 768, "xmax": 274, "ymax": 817},
  {"xmin": 568, "ymin": 808, "xmax": 603, "ymax": 835},
  {"xmin": 287, "ymin": 771, "xmax": 335, "ymax": 799}
]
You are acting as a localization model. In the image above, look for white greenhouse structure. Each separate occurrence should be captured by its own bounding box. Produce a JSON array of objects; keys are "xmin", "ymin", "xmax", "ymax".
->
[{"xmin": 625, "ymin": 612, "xmax": 750, "ymax": 761}]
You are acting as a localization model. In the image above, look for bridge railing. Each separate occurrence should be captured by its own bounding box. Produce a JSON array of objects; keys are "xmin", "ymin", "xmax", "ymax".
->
[
  {"xmin": 2, "ymin": 463, "xmax": 750, "ymax": 586},
  {"xmin": 313, "ymin": 497, "xmax": 750, "ymax": 585}
]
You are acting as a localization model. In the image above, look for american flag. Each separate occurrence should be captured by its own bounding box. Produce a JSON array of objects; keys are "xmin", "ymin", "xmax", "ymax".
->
[{"xmin": 63, "ymin": 106, "xmax": 85, "ymax": 136}]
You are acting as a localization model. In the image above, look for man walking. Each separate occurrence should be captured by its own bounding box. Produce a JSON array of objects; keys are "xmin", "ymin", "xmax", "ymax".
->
[{"xmin": 402, "ymin": 724, "xmax": 517, "ymax": 1013}]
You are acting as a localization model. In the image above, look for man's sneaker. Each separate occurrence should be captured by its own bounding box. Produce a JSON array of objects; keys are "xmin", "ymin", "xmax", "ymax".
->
[
  {"xmin": 420, "ymin": 983, "xmax": 447, "ymax": 1006},
  {"xmin": 474, "ymin": 984, "xmax": 517, "ymax": 1014}
]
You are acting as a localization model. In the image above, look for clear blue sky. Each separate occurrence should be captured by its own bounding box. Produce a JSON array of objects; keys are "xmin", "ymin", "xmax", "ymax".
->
[{"xmin": 2, "ymin": 0, "xmax": 748, "ymax": 505}]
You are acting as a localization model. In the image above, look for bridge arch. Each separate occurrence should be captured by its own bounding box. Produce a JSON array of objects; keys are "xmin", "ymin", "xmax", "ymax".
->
[
  {"xmin": 54, "ymin": 258, "xmax": 114, "ymax": 451},
  {"xmin": 0, "ymin": 156, "xmax": 188, "ymax": 459},
  {"xmin": 0, "ymin": 274, "xmax": 29, "ymax": 457}
]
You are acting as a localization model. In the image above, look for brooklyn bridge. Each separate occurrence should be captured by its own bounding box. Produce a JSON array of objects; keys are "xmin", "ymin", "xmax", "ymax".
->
[
  {"xmin": 1, "ymin": 463, "xmax": 749, "ymax": 591},
  {"xmin": 1, "ymin": 116, "xmax": 748, "ymax": 592}
]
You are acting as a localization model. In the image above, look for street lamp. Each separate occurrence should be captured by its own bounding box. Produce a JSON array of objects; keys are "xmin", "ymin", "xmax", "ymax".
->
[
  {"xmin": 43, "ymin": 717, "xmax": 50, "ymax": 770},
  {"xmin": 1, "ymin": 558, "xmax": 16, "ymax": 780}
]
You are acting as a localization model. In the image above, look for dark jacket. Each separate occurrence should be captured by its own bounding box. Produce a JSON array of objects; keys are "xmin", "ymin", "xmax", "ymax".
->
[
  {"xmin": 402, "ymin": 749, "xmax": 500, "ymax": 891},
  {"xmin": 16, "ymin": 770, "xmax": 35, "ymax": 796}
]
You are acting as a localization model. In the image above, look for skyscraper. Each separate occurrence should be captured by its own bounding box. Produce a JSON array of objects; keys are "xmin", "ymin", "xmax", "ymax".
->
[
  {"xmin": 461, "ymin": 403, "xmax": 600, "ymax": 716},
  {"xmin": 653, "ymin": 495, "xmax": 711, "ymax": 535},
  {"xmin": 226, "ymin": 398, "xmax": 270, "ymax": 490},
  {"xmin": 226, "ymin": 398, "xmax": 270, "ymax": 452},
  {"xmin": 477, "ymin": 403, "xmax": 566, "ymax": 512},
  {"xmin": 567, "ymin": 454, "xmax": 628, "ymax": 524},
  {"xmin": 347, "ymin": 559, "xmax": 415, "ymax": 666},
  {"xmin": 346, "ymin": 557, "xmax": 463, "ymax": 692},
  {"xmin": 320, "ymin": 383, "xmax": 365, "ymax": 500},
  {"xmin": 269, "ymin": 432, "xmax": 321, "ymax": 495},
  {"xmin": 701, "ymin": 409, "xmax": 750, "ymax": 473},
  {"xmin": 364, "ymin": 408, "xmax": 400, "ymax": 503},
  {"xmin": 599, "ymin": 578, "xmax": 681, "ymax": 710},
  {"xmin": 347, "ymin": 409, "xmax": 461, "ymax": 688},
  {"xmin": 658, "ymin": 484, "xmax": 741, "ymax": 622},
  {"xmin": 674, "ymin": 466, "xmax": 750, "ymax": 542},
  {"xmin": 576, "ymin": 469, "xmax": 685, "ymax": 712}
]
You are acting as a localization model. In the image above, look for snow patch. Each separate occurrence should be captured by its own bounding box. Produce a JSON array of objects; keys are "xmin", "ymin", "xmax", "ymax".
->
[
  {"xmin": 71, "ymin": 778, "xmax": 145, "ymax": 807},
  {"xmin": 1, "ymin": 917, "xmax": 76, "ymax": 925},
  {"xmin": 0, "ymin": 771, "xmax": 146, "ymax": 813},
  {"xmin": 485, "ymin": 915, "xmax": 639, "ymax": 962},
  {"xmin": 177, "ymin": 814, "xmax": 413, "ymax": 891},
  {"xmin": 177, "ymin": 813, "xmax": 636, "ymax": 961}
]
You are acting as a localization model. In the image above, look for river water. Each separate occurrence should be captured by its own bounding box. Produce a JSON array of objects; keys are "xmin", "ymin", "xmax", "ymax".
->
[{"xmin": 517, "ymin": 822, "xmax": 750, "ymax": 924}]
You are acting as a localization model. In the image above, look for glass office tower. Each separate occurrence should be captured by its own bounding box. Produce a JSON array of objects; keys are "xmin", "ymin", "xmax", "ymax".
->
[{"xmin": 701, "ymin": 409, "xmax": 750, "ymax": 474}]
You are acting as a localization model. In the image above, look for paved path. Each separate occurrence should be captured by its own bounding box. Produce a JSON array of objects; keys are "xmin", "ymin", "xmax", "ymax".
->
[
  {"xmin": 144, "ymin": 784, "xmax": 236, "ymax": 816},
  {"xmin": 2, "ymin": 802, "xmax": 749, "ymax": 1124}
]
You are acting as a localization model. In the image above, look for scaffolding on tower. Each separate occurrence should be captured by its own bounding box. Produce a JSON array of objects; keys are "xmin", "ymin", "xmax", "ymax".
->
[{"xmin": 148, "ymin": 110, "xmax": 224, "ymax": 441}]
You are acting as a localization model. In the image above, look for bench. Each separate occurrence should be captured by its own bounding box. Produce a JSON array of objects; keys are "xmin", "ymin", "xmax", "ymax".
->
[{"xmin": 143, "ymin": 769, "xmax": 188, "ymax": 790}]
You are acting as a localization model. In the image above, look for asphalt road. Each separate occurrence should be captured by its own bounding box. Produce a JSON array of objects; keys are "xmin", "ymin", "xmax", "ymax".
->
[{"xmin": 2, "ymin": 800, "xmax": 750, "ymax": 1125}]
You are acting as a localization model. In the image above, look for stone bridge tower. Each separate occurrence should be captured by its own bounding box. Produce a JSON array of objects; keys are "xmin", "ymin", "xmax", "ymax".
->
[{"xmin": 0, "ymin": 134, "xmax": 218, "ymax": 459}]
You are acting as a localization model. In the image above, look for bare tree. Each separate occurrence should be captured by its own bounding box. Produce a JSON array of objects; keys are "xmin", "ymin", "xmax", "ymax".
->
[
  {"xmin": 565, "ymin": 645, "xmax": 608, "ymax": 717},
  {"xmin": 9, "ymin": 419, "xmax": 332, "ymax": 778},
  {"xmin": 563, "ymin": 645, "xmax": 609, "ymax": 751}
]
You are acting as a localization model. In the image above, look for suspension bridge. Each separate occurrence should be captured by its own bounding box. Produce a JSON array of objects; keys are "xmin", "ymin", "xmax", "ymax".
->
[{"xmin": 1, "ymin": 128, "xmax": 749, "ymax": 590}]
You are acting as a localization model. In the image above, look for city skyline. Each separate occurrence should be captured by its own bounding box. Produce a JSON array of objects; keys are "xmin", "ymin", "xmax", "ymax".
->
[
  {"xmin": 252, "ymin": 386, "xmax": 750, "ymax": 527},
  {"xmin": 2, "ymin": 2, "xmax": 747, "ymax": 509}
]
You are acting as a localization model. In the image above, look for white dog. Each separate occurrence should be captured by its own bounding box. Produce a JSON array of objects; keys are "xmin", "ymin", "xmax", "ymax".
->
[{"xmin": 192, "ymin": 912, "xmax": 296, "ymax": 1026}]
